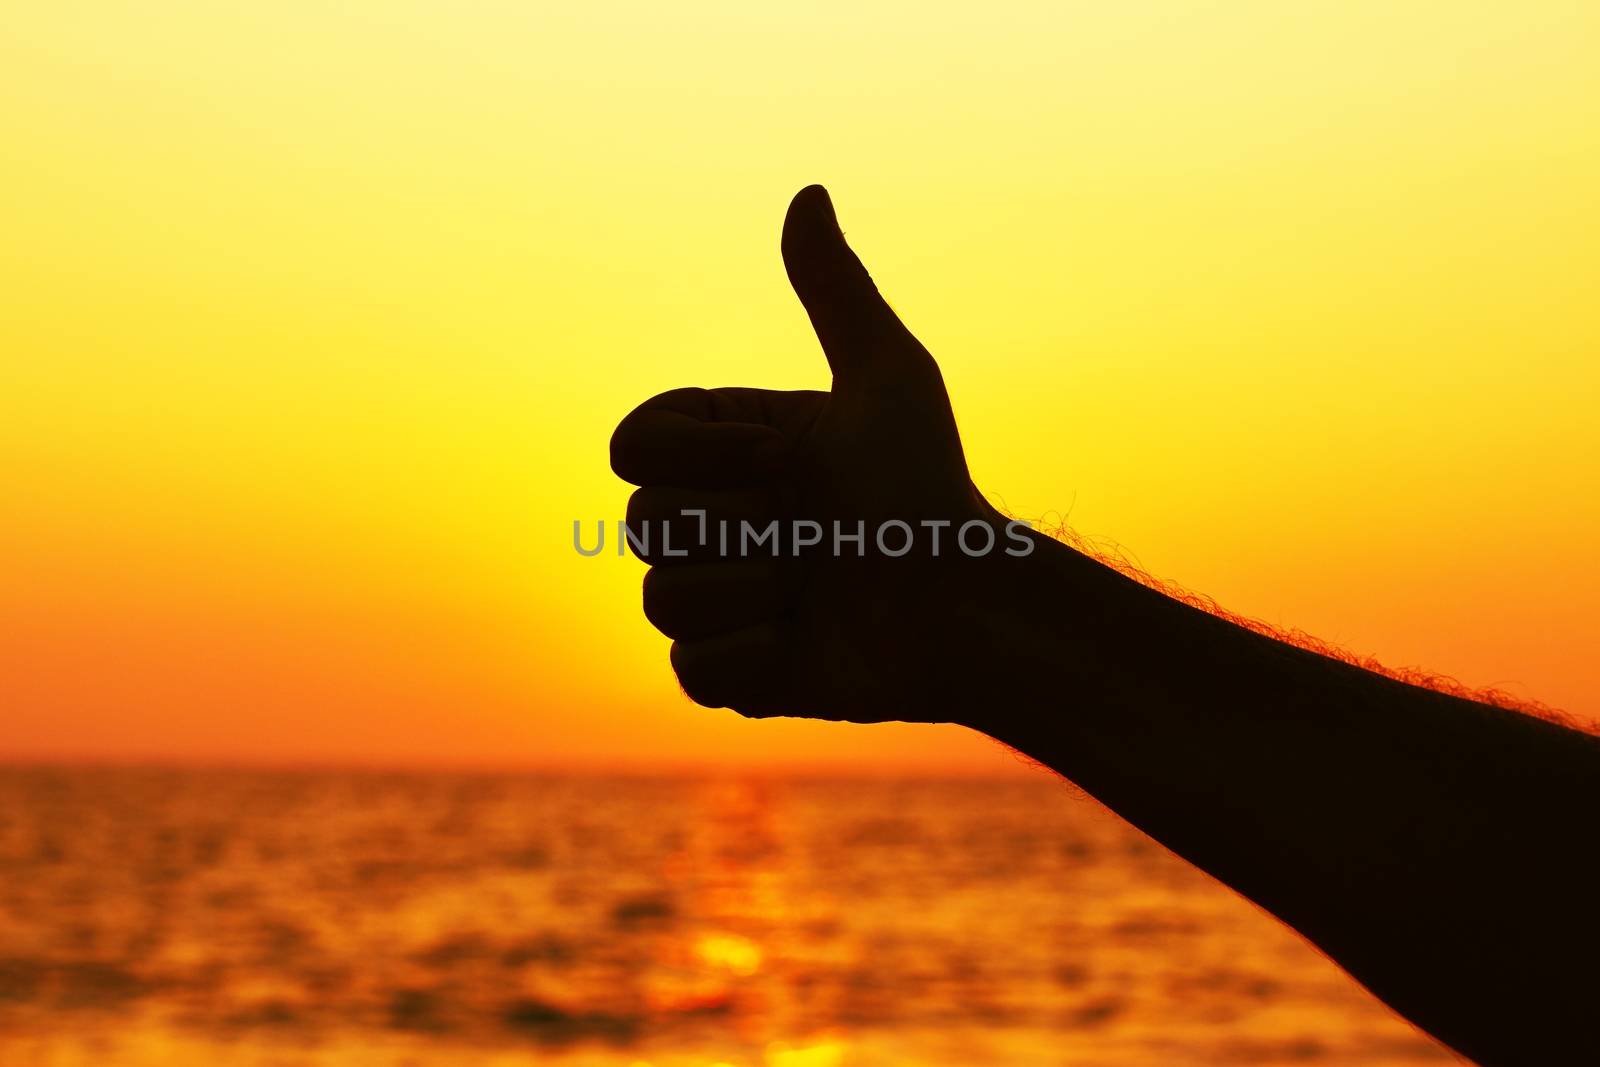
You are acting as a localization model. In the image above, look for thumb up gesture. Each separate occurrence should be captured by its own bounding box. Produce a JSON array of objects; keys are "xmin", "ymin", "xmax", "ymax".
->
[{"xmin": 611, "ymin": 186, "xmax": 1032, "ymax": 723}]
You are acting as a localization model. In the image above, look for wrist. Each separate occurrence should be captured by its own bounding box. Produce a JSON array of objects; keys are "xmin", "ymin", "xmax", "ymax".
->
[{"xmin": 946, "ymin": 527, "xmax": 1190, "ymax": 736}]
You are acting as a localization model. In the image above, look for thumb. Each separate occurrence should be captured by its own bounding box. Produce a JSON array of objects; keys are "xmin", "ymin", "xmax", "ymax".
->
[{"xmin": 781, "ymin": 185, "xmax": 927, "ymax": 385}]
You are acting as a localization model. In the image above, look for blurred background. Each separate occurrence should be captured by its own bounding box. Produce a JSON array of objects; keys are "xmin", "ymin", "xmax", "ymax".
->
[{"xmin": 2, "ymin": 2, "xmax": 1595, "ymax": 1063}]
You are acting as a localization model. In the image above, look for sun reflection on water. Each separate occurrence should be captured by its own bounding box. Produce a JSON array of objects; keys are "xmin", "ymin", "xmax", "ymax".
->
[{"xmin": 695, "ymin": 934, "xmax": 763, "ymax": 978}]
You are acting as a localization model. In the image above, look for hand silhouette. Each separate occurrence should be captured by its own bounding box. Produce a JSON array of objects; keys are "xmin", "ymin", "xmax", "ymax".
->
[
  {"xmin": 611, "ymin": 185, "xmax": 1020, "ymax": 723},
  {"xmin": 614, "ymin": 186, "xmax": 1600, "ymax": 1067}
]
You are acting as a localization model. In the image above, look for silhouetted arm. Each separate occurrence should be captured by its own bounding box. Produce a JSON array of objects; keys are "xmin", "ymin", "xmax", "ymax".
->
[
  {"xmin": 971, "ymin": 530, "xmax": 1600, "ymax": 1067},
  {"xmin": 613, "ymin": 185, "xmax": 1599, "ymax": 1067}
]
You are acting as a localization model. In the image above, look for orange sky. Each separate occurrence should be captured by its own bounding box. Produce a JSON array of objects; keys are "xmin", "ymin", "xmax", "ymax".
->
[{"xmin": 3, "ymin": 2, "xmax": 1597, "ymax": 771}]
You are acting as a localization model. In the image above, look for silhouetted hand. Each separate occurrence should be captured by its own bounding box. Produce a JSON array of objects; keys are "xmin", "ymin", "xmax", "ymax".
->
[
  {"xmin": 611, "ymin": 185, "xmax": 1600, "ymax": 1067},
  {"xmin": 611, "ymin": 185, "xmax": 1019, "ymax": 722}
]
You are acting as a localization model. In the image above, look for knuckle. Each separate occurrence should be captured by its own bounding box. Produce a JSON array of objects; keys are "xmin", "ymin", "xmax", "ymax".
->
[
  {"xmin": 628, "ymin": 485, "xmax": 690, "ymax": 527},
  {"xmin": 625, "ymin": 487, "xmax": 654, "ymax": 528},
  {"xmin": 626, "ymin": 488, "xmax": 704, "ymax": 565},
  {"xmin": 669, "ymin": 641, "xmax": 724, "ymax": 708},
  {"xmin": 657, "ymin": 386, "xmax": 711, "ymax": 410},
  {"xmin": 609, "ymin": 388, "xmax": 705, "ymax": 481},
  {"xmin": 640, "ymin": 567, "xmax": 675, "ymax": 633},
  {"xmin": 608, "ymin": 444, "xmax": 633, "ymax": 483},
  {"xmin": 608, "ymin": 415, "xmax": 648, "ymax": 482}
]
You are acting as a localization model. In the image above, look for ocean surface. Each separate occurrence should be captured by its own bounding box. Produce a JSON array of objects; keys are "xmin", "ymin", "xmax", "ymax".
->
[{"xmin": 0, "ymin": 768, "xmax": 1454, "ymax": 1066}]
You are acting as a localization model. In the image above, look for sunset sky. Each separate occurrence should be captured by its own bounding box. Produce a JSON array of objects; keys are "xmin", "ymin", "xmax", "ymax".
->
[{"xmin": 4, "ymin": 2, "xmax": 1597, "ymax": 771}]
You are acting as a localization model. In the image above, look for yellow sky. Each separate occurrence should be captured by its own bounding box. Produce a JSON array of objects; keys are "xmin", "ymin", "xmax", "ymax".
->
[{"xmin": 3, "ymin": 2, "xmax": 1597, "ymax": 770}]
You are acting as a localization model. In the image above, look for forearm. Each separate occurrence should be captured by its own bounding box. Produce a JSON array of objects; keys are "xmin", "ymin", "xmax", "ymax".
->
[{"xmin": 968, "ymin": 531, "xmax": 1600, "ymax": 1065}]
